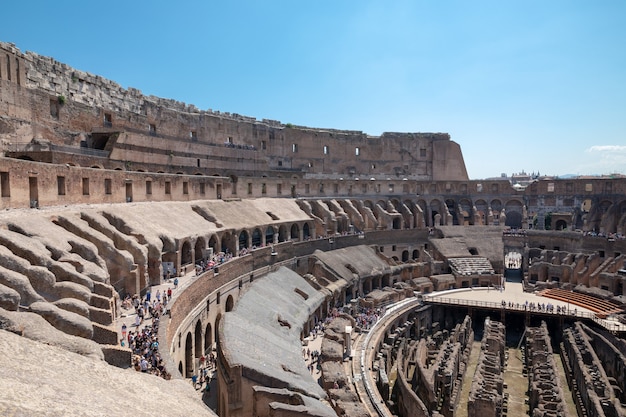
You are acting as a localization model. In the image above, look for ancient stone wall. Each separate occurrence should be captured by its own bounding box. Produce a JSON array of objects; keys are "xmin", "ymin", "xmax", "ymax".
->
[
  {"xmin": 561, "ymin": 321, "xmax": 624, "ymax": 417},
  {"xmin": 402, "ymin": 316, "xmax": 473, "ymax": 417},
  {"xmin": 0, "ymin": 42, "xmax": 469, "ymax": 182},
  {"xmin": 525, "ymin": 322, "xmax": 570, "ymax": 417},
  {"xmin": 468, "ymin": 318, "xmax": 506, "ymax": 417}
]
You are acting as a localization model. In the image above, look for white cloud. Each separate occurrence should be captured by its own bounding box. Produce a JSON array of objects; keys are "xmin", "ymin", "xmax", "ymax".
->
[
  {"xmin": 586, "ymin": 145, "xmax": 626, "ymax": 153},
  {"xmin": 579, "ymin": 145, "xmax": 626, "ymax": 175}
]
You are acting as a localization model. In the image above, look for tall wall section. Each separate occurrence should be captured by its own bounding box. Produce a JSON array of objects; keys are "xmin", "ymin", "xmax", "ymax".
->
[{"xmin": 0, "ymin": 41, "xmax": 467, "ymax": 181}]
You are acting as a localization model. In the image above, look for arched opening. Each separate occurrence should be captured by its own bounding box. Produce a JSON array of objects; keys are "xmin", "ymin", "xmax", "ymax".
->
[
  {"xmin": 458, "ymin": 198, "xmax": 473, "ymax": 225},
  {"xmin": 382, "ymin": 274, "xmax": 390, "ymax": 287},
  {"xmin": 303, "ymin": 223, "xmax": 311, "ymax": 239},
  {"xmin": 185, "ymin": 332, "xmax": 193, "ymax": 377},
  {"xmin": 278, "ymin": 225, "xmax": 288, "ymax": 242},
  {"xmin": 214, "ymin": 314, "xmax": 222, "ymax": 346},
  {"xmin": 555, "ymin": 219, "xmax": 568, "ymax": 230},
  {"xmin": 490, "ymin": 199, "xmax": 502, "ymax": 213},
  {"xmin": 402, "ymin": 250, "xmax": 409, "ymax": 262},
  {"xmin": 290, "ymin": 224, "xmax": 299, "ymax": 240},
  {"xmin": 445, "ymin": 199, "xmax": 458, "ymax": 225},
  {"xmin": 504, "ymin": 200, "xmax": 524, "ymax": 229},
  {"xmin": 194, "ymin": 320, "xmax": 203, "ymax": 359},
  {"xmin": 221, "ymin": 233, "xmax": 236, "ymax": 255},
  {"xmin": 265, "ymin": 226, "xmax": 275, "ymax": 245},
  {"xmin": 412, "ymin": 249, "xmax": 419, "ymax": 260},
  {"xmin": 194, "ymin": 237, "xmax": 206, "ymax": 264},
  {"xmin": 251, "ymin": 228, "xmax": 262, "ymax": 248},
  {"xmin": 430, "ymin": 199, "xmax": 442, "ymax": 226},
  {"xmin": 238, "ymin": 230, "xmax": 249, "ymax": 250},
  {"xmin": 505, "ymin": 211, "xmax": 523, "ymax": 229},
  {"xmin": 208, "ymin": 234, "xmax": 219, "ymax": 255},
  {"xmin": 226, "ymin": 295, "xmax": 234, "ymax": 312},
  {"xmin": 474, "ymin": 199, "xmax": 488, "ymax": 225},
  {"xmin": 204, "ymin": 323, "xmax": 213, "ymax": 353},
  {"xmin": 181, "ymin": 241, "xmax": 192, "ymax": 266}
]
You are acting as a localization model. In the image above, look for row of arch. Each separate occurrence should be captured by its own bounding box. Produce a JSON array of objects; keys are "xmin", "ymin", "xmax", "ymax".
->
[
  {"xmin": 175, "ymin": 221, "xmax": 314, "ymax": 269},
  {"xmin": 343, "ymin": 197, "xmax": 526, "ymax": 229}
]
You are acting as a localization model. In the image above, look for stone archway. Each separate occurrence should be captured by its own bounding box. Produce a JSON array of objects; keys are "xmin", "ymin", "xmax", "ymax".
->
[
  {"xmin": 194, "ymin": 320, "xmax": 203, "ymax": 359},
  {"xmin": 278, "ymin": 225, "xmax": 288, "ymax": 242},
  {"xmin": 181, "ymin": 241, "xmax": 192, "ymax": 266},
  {"xmin": 251, "ymin": 228, "xmax": 262, "ymax": 247},
  {"xmin": 290, "ymin": 224, "xmax": 300, "ymax": 240},
  {"xmin": 265, "ymin": 226, "xmax": 275, "ymax": 245},
  {"xmin": 204, "ymin": 322, "xmax": 213, "ymax": 353},
  {"xmin": 194, "ymin": 237, "xmax": 206, "ymax": 264},
  {"xmin": 208, "ymin": 234, "xmax": 219, "ymax": 255},
  {"xmin": 185, "ymin": 332, "xmax": 193, "ymax": 377},
  {"xmin": 221, "ymin": 232, "xmax": 236, "ymax": 255},
  {"xmin": 238, "ymin": 230, "xmax": 249, "ymax": 250},
  {"xmin": 226, "ymin": 295, "xmax": 234, "ymax": 312},
  {"xmin": 555, "ymin": 219, "xmax": 568, "ymax": 230}
]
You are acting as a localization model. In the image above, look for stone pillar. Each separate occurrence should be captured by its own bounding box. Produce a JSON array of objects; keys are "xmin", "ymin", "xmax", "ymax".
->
[{"xmin": 344, "ymin": 326, "xmax": 352, "ymax": 357}]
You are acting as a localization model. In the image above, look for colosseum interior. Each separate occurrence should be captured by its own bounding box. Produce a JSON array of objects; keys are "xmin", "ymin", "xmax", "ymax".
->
[{"xmin": 1, "ymin": 41, "xmax": 626, "ymax": 417}]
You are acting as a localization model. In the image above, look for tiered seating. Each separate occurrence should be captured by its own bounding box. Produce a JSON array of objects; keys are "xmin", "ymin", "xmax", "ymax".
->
[
  {"xmin": 538, "ymin": 288, "xmax": 624, "ymax": 318},
  {"xmin": 448, "ymin": 257, "xmax": 495, "ymax": 276}
]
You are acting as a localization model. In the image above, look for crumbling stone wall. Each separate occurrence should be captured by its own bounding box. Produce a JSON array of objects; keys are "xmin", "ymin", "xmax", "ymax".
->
[
  {"xmin": 561, "ymin": 321, "xmax": 624, "ymax": 417},
  {"xmin": 468, "ymin": 318, "xmax": 505, "ymax": 417},
  {"xmin": 525, "ymin": 321, "xmax": 570, "ymax": 417},
  {"xmin": 398, "ymin": 316, "xmax": 473, "ymax": 417}
]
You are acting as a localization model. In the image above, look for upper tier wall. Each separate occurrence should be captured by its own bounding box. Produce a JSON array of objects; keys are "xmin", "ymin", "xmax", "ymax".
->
[{"xmin": 0, "ymin": 41, "xmax": 468, "ymax": 181}]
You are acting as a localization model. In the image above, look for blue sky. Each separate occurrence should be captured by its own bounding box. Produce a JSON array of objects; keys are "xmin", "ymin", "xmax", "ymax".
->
[{"xmin": 2, "ymin": 1, "xmax": 625, "ymax": 179}]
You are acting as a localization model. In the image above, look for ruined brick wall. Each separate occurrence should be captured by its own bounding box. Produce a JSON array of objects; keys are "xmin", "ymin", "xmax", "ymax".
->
[
  {"xmin": 0, "ymin": 42, "xmax": 469, "ymax": 181},
  {"xmin": 525, "ymin": 322, "xmax": 569, "ymax": 416}
]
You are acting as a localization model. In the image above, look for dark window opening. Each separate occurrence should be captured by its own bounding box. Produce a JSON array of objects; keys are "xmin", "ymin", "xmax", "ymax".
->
[
  {"xmin": 0, "ymin": 172, "xmax": 10, "ymax": 197},
  {"xmin": 82, "ymin": 178, "xmax": 89, "ymax": 195}
]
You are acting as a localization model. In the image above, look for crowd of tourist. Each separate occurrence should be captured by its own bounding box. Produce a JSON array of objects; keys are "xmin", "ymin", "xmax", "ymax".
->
[
  {"xmin": 583, "ymin": 230, "xmax": 626, "ymax": 240},
  {"xmin": 123, "ymin": 299, "xmax": 171, "ymax": 379},
  {"xmin": 191, "ymin": 352, "xmax": 216, "ymax": 393},
  {"xmin": 195, "ymin": 250, "xmax": 234, "ymax": 275},
  {"xmin": 120, "ymin": 286, "xmax": 177, "ymax": 379},
  {"xmin": 354, "ymin": 308, "xmax": 382, "ymax": 331},
  {"xmin": 503, "ymin": 228, "xmax": 527, "ymax": 237},
  {"xmin": 501, "ymin": 300, "xmax": 573, "ymax": 314}
]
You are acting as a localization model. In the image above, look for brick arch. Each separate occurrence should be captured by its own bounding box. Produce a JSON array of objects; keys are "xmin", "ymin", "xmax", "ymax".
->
[
  {"xmin": 251, "ymin": 228, "xmax": 263, "ymax": 247},
  {"xmin": 220, "ymin": 232, "xmax": 236, "ymax": 255},
  {"xmin": 265, "ymin": 226, "xmax": 276, "ymax": 245},
  {"xmin": 180, "ymin": 239, "xmax": 192, "ymax": 265},
  {"xmin": 208, "ymin": 234, "xmax": 220, "ymax": 254},
  {"xmin": 429, "ymin": 198, "xmax": 443, "ymax": 225},
  {"xmin": 278, "ymin": 225, "xmax": 289, "ymax": 242},
  {"xmin": 194, "ymin": 236, "xmax": 207, "ymax": 263},
  {"xmin": 238, "ymin": 230, "xmax": 249, "ymax": 250},
  {"xmin": 290, "ymin": 223, "xmax": 300, "ymax": 240},
  {"xmin": 194, "ymin": 320, "xmax": 203, "ymax": 359},
  {"xmin": 458, "ymin": 198, "xmax": 472, "ymax": 225}
]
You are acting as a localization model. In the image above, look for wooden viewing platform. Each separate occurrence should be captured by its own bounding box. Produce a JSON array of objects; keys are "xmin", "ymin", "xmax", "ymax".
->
[{"xmin": 537, "ymin": 288, "xmax": 624, "ymax": 318}]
